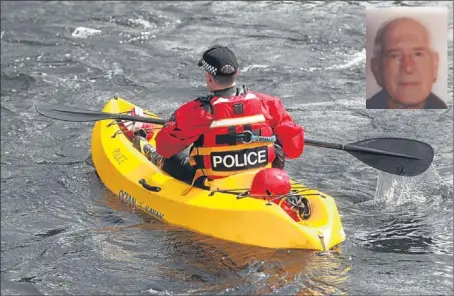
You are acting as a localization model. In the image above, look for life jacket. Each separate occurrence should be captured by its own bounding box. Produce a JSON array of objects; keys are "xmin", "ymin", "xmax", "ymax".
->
[{"xmin": 189, "ymin": 87, "xmax": 276, "ymax": 181}]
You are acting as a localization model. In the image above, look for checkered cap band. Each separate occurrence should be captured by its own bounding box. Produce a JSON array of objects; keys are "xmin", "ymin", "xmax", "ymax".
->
[{"xmin": 201, "ymin": 59, "xmax": 217, "ymax": 75}]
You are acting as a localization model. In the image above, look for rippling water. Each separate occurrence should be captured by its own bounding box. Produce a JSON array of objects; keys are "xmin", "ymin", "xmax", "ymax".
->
[{"xmin": 1, "ymin": 1, "xmax": 453, "ymax": 295}]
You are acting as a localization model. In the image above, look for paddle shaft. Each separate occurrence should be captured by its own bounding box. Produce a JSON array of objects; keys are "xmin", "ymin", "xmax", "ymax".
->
[
  {"xmin": 111, "ymin": 113, "xmax": 166, "ymax": 125},
  {"xmin": 304, "ymin": 139, "xmax": 420, "ymax": 160}
]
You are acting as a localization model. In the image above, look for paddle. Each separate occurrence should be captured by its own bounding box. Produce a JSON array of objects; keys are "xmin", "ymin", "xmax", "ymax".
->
[
  {"xmin": 35, "ymin": 104, "xmax": 434, "ymax": 177},
  {"xmin": 305, "ymin": 138, "xmax": 433, "ymax": 177},
  {"xmin": 35, "ymin": 104, "xmax": 167, "ymax": 125}
]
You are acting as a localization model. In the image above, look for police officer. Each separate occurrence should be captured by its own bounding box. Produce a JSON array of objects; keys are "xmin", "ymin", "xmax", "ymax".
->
[{"xmin": 137, "ymin": 45, "xmax": 305, "ymax": 185}]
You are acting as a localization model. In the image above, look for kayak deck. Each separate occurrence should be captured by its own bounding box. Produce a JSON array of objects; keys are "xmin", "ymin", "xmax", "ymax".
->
[{"xmin": 91, "ymin": 96, "xmax": 346, "ymax": 250}]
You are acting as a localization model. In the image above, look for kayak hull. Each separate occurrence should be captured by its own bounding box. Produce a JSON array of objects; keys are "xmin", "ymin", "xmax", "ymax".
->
[{"xmin": 91, "ymin": 97, "xmax": 346, "ymax": 250}]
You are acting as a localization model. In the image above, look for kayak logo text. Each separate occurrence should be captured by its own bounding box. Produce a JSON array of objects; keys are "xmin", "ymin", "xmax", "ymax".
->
[
  {"xmin": 118, "ymin": 189, "xmax": 164, "ymax": 219},
  {"xmin": 211, "ymin": 146, "xmax": 268, "ymax": 171},
  {"xmin": 112, "ymin": 148, "xmax": 127, "ymax": 165}
]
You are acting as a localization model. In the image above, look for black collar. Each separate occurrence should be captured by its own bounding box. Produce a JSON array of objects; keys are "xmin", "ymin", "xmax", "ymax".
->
[{"xmin": 213, "ymin": 86, "xmax": 243, "ymax": 97}]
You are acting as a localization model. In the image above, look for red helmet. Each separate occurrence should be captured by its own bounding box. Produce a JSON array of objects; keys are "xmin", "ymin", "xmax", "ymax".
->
[{"xmin": 249, "ymin": 168, "xmax": 291, "ymax": 197}]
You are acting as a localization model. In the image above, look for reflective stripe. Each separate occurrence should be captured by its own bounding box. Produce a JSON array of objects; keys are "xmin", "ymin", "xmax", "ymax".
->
[
  {"xmin": 211, "ymin": 97, "xmax": 230, "ymax": 105},
  {"xmin": 211, "ymin": 93, "xmax": 257, "ymax": 105},
  {"xmin": 244, "ymin": 93, "xmax": 257, "ymax": 100},
  {"xmin": 210, "ymin": 114, "xmax": 266, "ymax": 128}
]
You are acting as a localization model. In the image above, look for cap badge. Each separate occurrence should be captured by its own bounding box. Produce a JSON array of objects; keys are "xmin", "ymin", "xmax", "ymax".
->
[{"xmin": 220, "ymin": 64, "xmax": 236, "ymax": 75}]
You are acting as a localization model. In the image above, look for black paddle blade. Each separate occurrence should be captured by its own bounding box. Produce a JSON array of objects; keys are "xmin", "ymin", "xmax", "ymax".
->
[
  {"xmin": 35, "ymin": 104, "xmax": 167, "ymax": 125},
  {"xmin": 346, "ymin": 138, "xmax": 434, "ymax": 177},
  {"xmin": 36, "ymin": 104, "xmax": 117, "ymax": 122}
]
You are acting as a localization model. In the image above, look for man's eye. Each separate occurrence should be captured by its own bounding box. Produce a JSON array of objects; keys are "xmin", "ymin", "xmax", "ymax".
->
[
  {"xmin": 387, "ymin": 53, "xmax": 400, "ymax": 59},
  {"xmin": 414, "ymin": 51, "xmax": 424, "ymax": 57}
]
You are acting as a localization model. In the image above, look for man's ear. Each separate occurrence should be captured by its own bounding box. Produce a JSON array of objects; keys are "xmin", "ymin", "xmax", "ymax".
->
[
  {"xmin": 371, "ymin": 57, "xmax": 383, "ymax": 88},
  {"xmin": 205, "ymin": 72, "xmax": 212, "ymax": 83},
  {"xmin": 432, "ymin": 51, "xmax": 439, "ymax": 83}
]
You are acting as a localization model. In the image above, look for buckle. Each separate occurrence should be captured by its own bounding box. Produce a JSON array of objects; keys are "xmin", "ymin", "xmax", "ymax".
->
[{"xmin": 240, "ymin": 131, "xmax": 253, "ymax": 144}]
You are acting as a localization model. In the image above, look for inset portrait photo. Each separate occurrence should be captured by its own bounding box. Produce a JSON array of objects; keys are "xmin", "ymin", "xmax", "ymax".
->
[{"xmin": 366, "ymin": 7, "xmax": 449, "ymax": 109}]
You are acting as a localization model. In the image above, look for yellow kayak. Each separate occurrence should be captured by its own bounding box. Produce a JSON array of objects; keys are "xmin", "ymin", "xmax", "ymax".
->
[{"xmin": 91, "ymin": 96, "xmax": 346, "ymax": 251}]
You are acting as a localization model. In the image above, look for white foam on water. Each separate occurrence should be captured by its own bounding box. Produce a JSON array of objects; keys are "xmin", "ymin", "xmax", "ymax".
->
[
  {"xmin": 325, "ymin": 48, "xmax": 366, "ymax": 70},
  {"xmin": 361, "ymin": 1, "xmax": 395, "ymax": 8},
  {"xmin": 128, "ymin": 17, "xmax": 155, "ymax": 29},
  {"xmin": 373, "ymin": 165, "xmax": 449, "ymax": 208},
  {"xmin": 145, "ymin": 288, "xmax": 173, "ymax": 295},
  {"xmin": 105, "ymin": 62, "xmax": 124, "ymax": 79},
  {"xmin": 1, "ymin": 31, "xmax": 4, "ymax": 40},
  {"xmin": 300, "ymin": 66, "xmax": 319, "ymax": 72},
  {"xmin": 128, "ymin": 31, "xmax": 156, "ymax": 43},
  {"xmin": 71, "ymin": 27, "xmax": 102, "ymax": 39},
  {"xmin": 241, "ymin": 64, "xmax": 269, "ymax": 73}
]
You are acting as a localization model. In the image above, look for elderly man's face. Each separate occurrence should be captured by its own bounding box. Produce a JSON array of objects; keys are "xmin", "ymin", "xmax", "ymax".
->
[{"xmin": 372, "ymin": 19, "xmax": 439, "ymax": 107}]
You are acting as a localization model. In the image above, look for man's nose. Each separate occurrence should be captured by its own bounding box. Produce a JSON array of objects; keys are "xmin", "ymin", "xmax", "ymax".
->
[{"xmin": 401, "ymin": 54, "xmax": 416, "ymax": 74}]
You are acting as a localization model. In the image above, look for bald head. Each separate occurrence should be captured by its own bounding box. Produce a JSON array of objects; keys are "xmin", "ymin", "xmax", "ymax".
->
[{"xmin": 374, "ymin": 17, "xmax": 433, "ymax": 58}]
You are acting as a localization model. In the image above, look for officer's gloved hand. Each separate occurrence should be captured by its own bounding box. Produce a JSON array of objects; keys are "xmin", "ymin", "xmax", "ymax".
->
[
  {"xmin": 124, "ymin": 107, "xmax": 145, "ymax": 132},
  {"xmin": 120, "ymin": 107, "xmax": 155, "ymax": 141}
]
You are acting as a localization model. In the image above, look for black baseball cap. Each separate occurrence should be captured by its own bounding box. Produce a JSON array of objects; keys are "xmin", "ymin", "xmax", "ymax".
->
[{"xmin": 197, "ymin": 45, "xmax": 239, "ymax": 76}]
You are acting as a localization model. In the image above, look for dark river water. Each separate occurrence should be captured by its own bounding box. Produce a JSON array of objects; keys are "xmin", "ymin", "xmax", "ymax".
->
[{"xmin": 1, "ymin": 1, "xmax": 452, "ymax": 295}]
